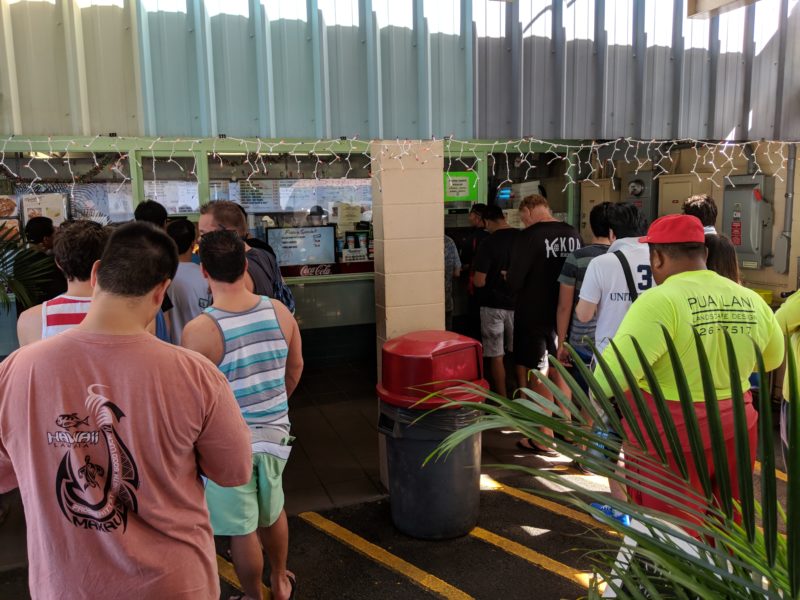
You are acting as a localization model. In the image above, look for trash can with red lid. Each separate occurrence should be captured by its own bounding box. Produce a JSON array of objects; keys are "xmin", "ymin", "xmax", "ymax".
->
[{"xmin": 377, "ymin": 331, "xmax": 488, "ymax": 540}]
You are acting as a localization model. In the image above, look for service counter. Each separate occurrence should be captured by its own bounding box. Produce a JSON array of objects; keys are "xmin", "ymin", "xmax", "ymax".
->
[{"xmin": 285, "ymin": 273, "xmax": 376, "ymax": 368}]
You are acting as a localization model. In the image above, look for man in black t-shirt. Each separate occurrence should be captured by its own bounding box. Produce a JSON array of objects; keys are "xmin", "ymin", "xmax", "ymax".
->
[
  {"xmin": 473, "ymin": 205, "xmax": 518, "ymax": 398},
  {"xmin": 459, "ymin": 204, "xmax": 490, "ymax": 340},
  {"xmin": 508, "ymin": 194, "xmax": 581, "ymax": 454}
]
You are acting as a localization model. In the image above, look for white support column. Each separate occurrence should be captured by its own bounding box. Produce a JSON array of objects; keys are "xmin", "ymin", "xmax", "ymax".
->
[{"xmin": 371, "ymin": 139, "xmax": 445, "ymax": 377}]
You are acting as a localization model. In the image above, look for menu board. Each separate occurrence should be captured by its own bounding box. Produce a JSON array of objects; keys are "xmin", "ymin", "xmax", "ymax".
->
[
  {"xmin": 144, "ymin": 181, "xmax": 199, "ymax": 214},
  {"xmin": 214, "ymin": 179, "xmax": 372, "ymax": 214},
  {"xmin": 21, "ymin": 193, "xmax": 68, "ymax": 226},
  {"xmin": 267, "ymin": 226, "xmax": 336, "ymax": 267}
]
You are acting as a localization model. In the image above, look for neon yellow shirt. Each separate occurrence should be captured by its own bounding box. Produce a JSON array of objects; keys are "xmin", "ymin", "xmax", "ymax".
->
[
  {"xmin": 775, "ymin": 290, "xmax": 800, "ymax": 400},
  {"xmin": 594, "ymin": 269, "xmax": 784, "ymax": 402}
]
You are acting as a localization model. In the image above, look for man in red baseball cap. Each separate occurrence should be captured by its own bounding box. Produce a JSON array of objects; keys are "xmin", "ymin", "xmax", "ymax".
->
[{"xmin": 592, "ymin": 214, "xmax": 784, "ymax": 529}]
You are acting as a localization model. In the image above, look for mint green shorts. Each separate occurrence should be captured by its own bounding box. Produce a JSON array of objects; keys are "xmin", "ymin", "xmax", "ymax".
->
[{"xmin": 205, "ymin": 452, "xmax": 287, "ymax": 536}]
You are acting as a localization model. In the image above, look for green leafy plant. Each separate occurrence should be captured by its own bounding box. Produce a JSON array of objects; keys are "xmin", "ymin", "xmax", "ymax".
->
[
  {"xmin": 0, "ymin": 225, "xmax": 56, "ymax": 312},
  {"xmin": 428, "ymin": 328, "xmax": 796, "ymax": 599}
]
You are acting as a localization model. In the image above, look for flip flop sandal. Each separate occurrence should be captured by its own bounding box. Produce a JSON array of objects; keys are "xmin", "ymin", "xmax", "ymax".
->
[
  {"xmin": 516, "ymin": 437, "xmax": 559, "ymax": 457},
  {"xmin": 287, "ymin": 573, "xmax": 297, "ymax": 600}
]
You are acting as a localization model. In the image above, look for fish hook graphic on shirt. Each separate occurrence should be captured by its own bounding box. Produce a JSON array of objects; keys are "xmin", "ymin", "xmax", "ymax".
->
[{"xmin": 55, "ymin": 384, "xmax": 140, "ymax": 532}]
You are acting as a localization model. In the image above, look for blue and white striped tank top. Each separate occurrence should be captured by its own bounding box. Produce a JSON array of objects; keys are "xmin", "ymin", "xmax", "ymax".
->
[{"xmin": 204, "ymin": 296, "xmax": 289, "ymax": 426}]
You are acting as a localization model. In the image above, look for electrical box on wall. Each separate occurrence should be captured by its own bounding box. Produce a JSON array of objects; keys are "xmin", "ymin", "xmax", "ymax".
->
[
  {"xmin": 621, "ymin": 171, "xmax": 658, "ymax": 224},
  {"xmin": 579, "ymin": 178, "xmax": 620, "ymax": 242},
  {"xmin": 722, "ymin": 174, "xmax": 775, "ymax": 270}
]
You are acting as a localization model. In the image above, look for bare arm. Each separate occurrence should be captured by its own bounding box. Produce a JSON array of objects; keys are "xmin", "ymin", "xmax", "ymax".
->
[
  {"xmin": 16, "ymin": 305, "xmax": 42, "ymax": 347},
  {"xmin": 181, "ymin": 315, "xmax": 224, "ymax": 365},
  {"xmin": 575, "ymin": 299, "xmax": 598, "ymax": 324},
  {"xmin": 195, "ymin": 382, "xmax": 252, "ymax": 487},
  {"xmin": 556, "ymin": 284, "xmax": 574, "ymax": 358},
  {"xmin": 473, "ymin": 271, "xmax": 487, "ymax": 288},
  {"xmin": 274, "ymin": 301, "xmax": 303, "ymax": 397}
]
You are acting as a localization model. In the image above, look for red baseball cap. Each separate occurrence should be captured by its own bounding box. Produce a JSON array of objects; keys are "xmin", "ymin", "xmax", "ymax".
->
[{"xmin": 639, "ymin": 214, "xmax": 705, "ymax": 244}]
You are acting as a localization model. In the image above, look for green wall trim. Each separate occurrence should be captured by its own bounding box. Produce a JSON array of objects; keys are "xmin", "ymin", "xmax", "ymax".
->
[{"xmin": 1, "ymin": 136, "xmax": 587, "ymax": 210}]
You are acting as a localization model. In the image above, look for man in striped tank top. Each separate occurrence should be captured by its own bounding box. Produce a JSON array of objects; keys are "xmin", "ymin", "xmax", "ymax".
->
[
  {"xmin": 17, "ymin": 220, "xmax": 109, "ymax": 346},
  {"xmin": 183, "ymin": 231, "xmax": 303, "ymax": 600}
]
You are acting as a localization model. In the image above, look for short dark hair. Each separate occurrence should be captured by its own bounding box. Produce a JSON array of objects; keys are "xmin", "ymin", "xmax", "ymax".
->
[
  {"xmin": 649, "ymin": 242, "xmax": 707, "ymax": 261},
  {"xmin": 484, "ymin": 205, "xmax": 505, "ymax": 222},
  {"xmin": 589, "ymin": 202, "xmax": 612, "ymax": 238},
  {"xmin": 469, "ymin": 203, "xmax": 488, "ymax": 218},
  {"xmin": 25, "ymin": 217, "xmax": 55, "ymax": 244},
  {"xmin": 96, "ymin": 222, "xmax": 178, "ymax": 296},
  {"xmin": 53, "ymin": 220, "xmax": 109, "ymax": 281},
  {"xmin": 200, "ymin": 201, "xmax": 247, "ymax": 236},
  {"xmin": 167, "ymin": 219, "xmax": 197, "ymax": 254},
  {"xmin": 199, "ymin": 230, "xmax": 246, "ymax": 284},
  {"xmin": 683, "ymin": 195, "xmax": 717, "ymax": 228},
  {"xmin": 134, "ymin": 200, "xmax": 168, "ymax": 227},
  {"xmin": 519, "ymin": 195, "xmax": 549, "ymax": 211},
  {"xmin": 705, "ymin": 234, "xmax": 740, "ymax": 283},
  {"xmin": 607, "ymin": 203, "xmax": 646, "ymax": 239}
]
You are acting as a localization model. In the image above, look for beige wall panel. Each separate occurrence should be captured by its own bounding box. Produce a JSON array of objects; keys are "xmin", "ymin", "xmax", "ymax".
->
[
  {"xmin": 80, "ymin": 4, "xmax": 140, "ymax": 135},
  {"xmin": 11, "ymin": 1, "xmax": 72, "ymax": 134}
]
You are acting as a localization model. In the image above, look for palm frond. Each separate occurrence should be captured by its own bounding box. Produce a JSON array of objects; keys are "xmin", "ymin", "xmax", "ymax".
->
[{"xmin": 425, "ymin": 325, "xmax": 795, "ymax": 598}]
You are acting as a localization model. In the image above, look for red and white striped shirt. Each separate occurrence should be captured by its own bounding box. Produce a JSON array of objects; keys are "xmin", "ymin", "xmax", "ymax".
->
[{"xmin": 41, "ymin": 295, "xmax": 92, "ymax": 340}]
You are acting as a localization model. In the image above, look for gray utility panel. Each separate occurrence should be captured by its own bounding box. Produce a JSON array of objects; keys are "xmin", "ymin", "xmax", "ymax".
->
[
  {"xmin": 722, "ymin": 175, "xmax": 775, "ymax": 270},
  {"xmin": 621, "ymin": 171, "xmax": 658, "ymax": 224}
]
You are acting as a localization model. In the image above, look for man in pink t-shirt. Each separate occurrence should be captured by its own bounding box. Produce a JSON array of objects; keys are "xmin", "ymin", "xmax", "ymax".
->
[{"xmin": 0, "ymin": 222, "xmax": 252, "ymax": 600}]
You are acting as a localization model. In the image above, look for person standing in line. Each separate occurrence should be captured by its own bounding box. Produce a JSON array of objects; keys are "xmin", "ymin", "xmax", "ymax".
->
[
  {"xmin": 17, "ymin": 216, "xmax": 67, "ymax": 311},
  {"xmin": 17, "ymin": 220, "xmax": 109, "ymax": 345},
  {"xmin": 166, "ymin": 219, "xmax": 212, "ymax": 344},
  {"xmin": 507, "ymin": 194, "xmax": 581, "ymax": 454},
  {"xmin": 683, "ymin": 194, "xmax": 718, "ymax": 235},
  {"xmin": 595, "ymin": 214, "xmax": 783, "ymax": 529},
  {"xmin": 573, "ymin": 203, "xmax": 650, "ymax": 517},
  {"xmin": 134, "ymin": 200, "xmax": 174, "ymax": 341},
  {"xmin": 182, "ymin": 231, "xmax": 303, "ymax": 600},
  {"xmin": 460, "ymin": 203, "xmax": 489, "ymax": 340},
  {"xmin": 0, "ymin": 222, "xmax": 252, "ymax": 599},
  {"xmin": 775, "ymin": 289, "xmax": 800, "ymax": 472},
  {"xmin": 575, "ymin": 203, "xmax": 651, "ymax": 354},
  {"xmin": 555, "ymin": 202, "xmax": 613, "ymax": 382},
  {"xmin": 705, "ymin": 233, "xmax": 741, "ymax": 283},
  {"xmin": 473, "ymin": 205, "xmax": 519, "ymax": 398},
  {"xmin": 444, "ymin": 234, "xmax": 462, "ymax": 331},
  {"xmin": 199, "ymin": 201, "xmax": 280, "ymax": 298}
]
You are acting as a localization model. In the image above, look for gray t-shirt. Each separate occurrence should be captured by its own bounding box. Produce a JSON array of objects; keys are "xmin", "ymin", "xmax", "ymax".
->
[{"xmin": 167, "ymin": 262, "xmax": 212, "ymax": 345}]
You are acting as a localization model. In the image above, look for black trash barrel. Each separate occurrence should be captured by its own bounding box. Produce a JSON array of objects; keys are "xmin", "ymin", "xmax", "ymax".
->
[{"xmin": 376, "ymin": 331, "xmax": 488, "ymax": 540}]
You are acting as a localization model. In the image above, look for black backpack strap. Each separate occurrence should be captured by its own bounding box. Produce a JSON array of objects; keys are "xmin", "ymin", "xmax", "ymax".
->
[{"xmin": 614, "ymin": 250, "xmax": 638, "ymax": 302}]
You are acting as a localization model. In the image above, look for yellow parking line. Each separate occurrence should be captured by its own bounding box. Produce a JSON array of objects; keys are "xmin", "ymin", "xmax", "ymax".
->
[
  {"xmin": 299, "ymin": 511, "xmax": 474, "ymax": 600},
  {"xmin": 216, "ymin": 554, "xmax": 272, "ymax": 599},
  {"xmin": 480, "ymin": 474, "xmax": 618, "ymax": 537},
  {"xmin": 754, "ymin": 461, "xmax": 788, "ymax": 482},
  {"xmin": 470, "ymin": 527, "xmax": 596, "ymax": 589}
]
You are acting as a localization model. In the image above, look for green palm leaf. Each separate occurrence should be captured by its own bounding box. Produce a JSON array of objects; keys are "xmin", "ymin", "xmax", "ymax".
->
[
  {"xmin": 693, "ymin": 328, "xmax": 733, "ymax": 519},
  {"xmin": 754, "ymin": 341, "xmax": 778, "ymax": 567},
  {"xmin": 662, "ymin": 324, "xmax": 713, "ymax": 501},
  {"xmin": 0, "ymin": 226, "xmax": 56, "ymax": 312},
  {"xmin": 723, "ymin": 330, "xmax": 757, "ymax": 542},
  {"xmin": 425, "ymin": 322, "xmax": 795, "ymax": 598}
]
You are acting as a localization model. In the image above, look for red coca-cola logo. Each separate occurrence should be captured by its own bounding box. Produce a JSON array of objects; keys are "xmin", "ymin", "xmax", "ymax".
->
[{"xmin": 299, "ymin": 264, "xmax": 333, "ymax": 277}]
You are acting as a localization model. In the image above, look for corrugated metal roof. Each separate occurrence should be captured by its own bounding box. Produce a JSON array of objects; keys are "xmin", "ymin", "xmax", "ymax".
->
[{"xmin": 0, "ymin": 0, "xmax": 796, "ymax": 140}]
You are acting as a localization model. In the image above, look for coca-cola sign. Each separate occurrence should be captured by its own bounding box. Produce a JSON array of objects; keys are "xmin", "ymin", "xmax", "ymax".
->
[{"xmin": 299, "ymin": 264, "xmax": 333, "ymax": 277}]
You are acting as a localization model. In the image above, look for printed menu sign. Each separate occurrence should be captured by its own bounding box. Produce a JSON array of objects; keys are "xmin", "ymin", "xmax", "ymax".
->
[{"xmin": 144, "ymin": 181, "xmax": 199, "ymax": 214}]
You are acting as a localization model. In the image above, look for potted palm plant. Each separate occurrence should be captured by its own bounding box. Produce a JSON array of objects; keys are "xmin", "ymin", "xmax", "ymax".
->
[
  {"xmin": 0, "ymin": 225, "xmax": 55, "ymax": 356},
  {"xmin": 429, "ymin": 330, "xmax": 797, "ymax": 598}
]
